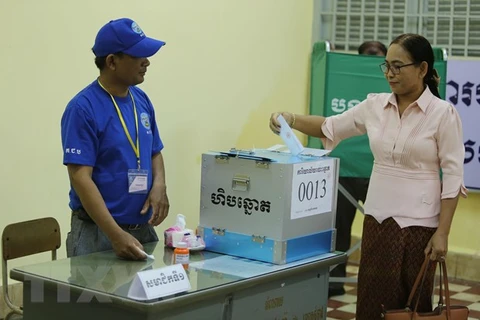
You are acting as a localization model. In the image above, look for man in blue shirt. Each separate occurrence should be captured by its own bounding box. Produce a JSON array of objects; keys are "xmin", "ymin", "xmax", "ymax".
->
[{"xmin": 61, "ymin": 18, "xmax": 169, "ymax": 260}]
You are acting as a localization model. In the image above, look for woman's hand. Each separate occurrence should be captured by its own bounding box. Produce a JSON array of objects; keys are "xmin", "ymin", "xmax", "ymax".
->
[
  {"xmin": 424, "ymin": 231, "xmax": 448, "ymax": 261},
  {"xmin": 269, "ymin": 112, "xmax": 294, "ymax": 134}
]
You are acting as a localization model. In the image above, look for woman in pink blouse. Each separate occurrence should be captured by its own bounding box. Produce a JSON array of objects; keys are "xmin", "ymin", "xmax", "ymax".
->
[{"xmin": 270, "ymin": 34, "xmax": 467, "ymax": 320}]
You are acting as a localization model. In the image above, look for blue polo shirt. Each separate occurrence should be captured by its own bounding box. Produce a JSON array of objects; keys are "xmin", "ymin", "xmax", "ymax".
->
[{"xmin": 61, "ymin": 80, "xmax": 163, "ymax": 224}]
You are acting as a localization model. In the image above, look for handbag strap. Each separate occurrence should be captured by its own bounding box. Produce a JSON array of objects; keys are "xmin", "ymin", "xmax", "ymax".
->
[
  {"xmin": 410, "ymin": 259, "xmax": 452, "ymax": 319},
  {"xmin": 413, "ymin": 257, "xmax": 433, "ymax": 312},
  {"xmin": 440, "ymin": 261, "xmax": 452, "ymax": 318},
  {"xmin": 406, "ymin": 255, "xmax": 431, "ymax": 307},
  {"xmin": 438, "ymin": 260, "xmax": 444, "ymax": 306}
]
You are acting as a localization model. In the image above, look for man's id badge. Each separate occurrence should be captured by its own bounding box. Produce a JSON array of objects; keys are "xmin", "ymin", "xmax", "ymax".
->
[{"xmin": 128, "ymin": 169, "xmax": 149, "ymax": 194}]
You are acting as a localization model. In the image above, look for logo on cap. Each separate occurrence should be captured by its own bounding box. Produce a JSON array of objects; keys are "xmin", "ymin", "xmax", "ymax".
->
[{"xmin": 131, "ymin": 22, "xmax": 144, "ymax": 35}]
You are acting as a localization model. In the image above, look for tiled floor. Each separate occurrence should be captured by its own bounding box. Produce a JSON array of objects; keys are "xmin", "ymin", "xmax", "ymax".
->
[{"xmin": 327, "ymin": 264, "xmax": 480, "ymax": 320}]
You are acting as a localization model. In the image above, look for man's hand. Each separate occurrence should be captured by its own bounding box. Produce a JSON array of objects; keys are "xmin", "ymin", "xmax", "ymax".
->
[
  {"xmin": 141, "ymin": 184, "xmax": 169, "ymax": 226},
  {"xmin": 110, "ymin": 230, "xmax": 147, "ymax": 260}
]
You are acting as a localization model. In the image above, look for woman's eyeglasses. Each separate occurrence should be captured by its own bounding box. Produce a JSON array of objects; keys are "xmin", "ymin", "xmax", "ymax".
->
[{"xmin": 379, "ymin": 62, "xmax": 418, "ymax": 75}]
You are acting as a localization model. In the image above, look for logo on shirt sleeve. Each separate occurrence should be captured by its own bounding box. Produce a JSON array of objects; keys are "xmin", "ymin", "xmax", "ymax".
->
[
  {"xmin": 140, "ymin": 113, "xmax": 150, "ymax": 129},
  {"xmin": 65, "ymin": 148, "xmax": 82, "ymax": 155}
]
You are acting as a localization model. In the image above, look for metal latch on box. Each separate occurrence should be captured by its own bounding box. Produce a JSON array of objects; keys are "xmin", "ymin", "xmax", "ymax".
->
[
  {"xmin": 255, "ymin": 161, "xmax": 269, "ymax": 169},
  {"xmin": 232, "ymin": 174, "xmax": 250, "ymax": 192},
  {"xmin": 251, "ymin": 235, "xmax": 266, "ymax": 243},
  {"xmin": 212, "ymin": 227, "xmax": 226, "ymax": 236},
  {"xmin": 215, "ymin": 155, "xmax": 229, "ymax": 164}
]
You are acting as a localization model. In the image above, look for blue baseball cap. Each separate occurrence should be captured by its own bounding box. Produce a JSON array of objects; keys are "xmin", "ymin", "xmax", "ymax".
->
[{"xmin": 92, "ymin": 18, "xmax": 166, "ymax": 58}]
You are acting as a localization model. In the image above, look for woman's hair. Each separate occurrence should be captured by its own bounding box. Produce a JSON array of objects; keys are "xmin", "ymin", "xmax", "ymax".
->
[
  {"xmin": 358, "ymin": 41, "xmax": 387, "ymax": 56},
  {"xmin": 390, "ymin": 34, "xmax": 441, "ymax": 98}
]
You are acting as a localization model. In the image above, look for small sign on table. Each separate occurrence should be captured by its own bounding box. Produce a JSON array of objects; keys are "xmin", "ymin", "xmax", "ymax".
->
[{"xmin": 127, "ymin": 264, "xmax": 191, "ymax": 300}]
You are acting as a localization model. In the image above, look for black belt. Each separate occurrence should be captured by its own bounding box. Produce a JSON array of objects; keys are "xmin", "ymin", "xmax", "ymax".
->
[
  {"xmin": 121, "ymin": 223, "xmax": 144, "ymax": 231},
  {"xmin": 72, "ymin": 209, "xmax": 147, "ymax": 231}
]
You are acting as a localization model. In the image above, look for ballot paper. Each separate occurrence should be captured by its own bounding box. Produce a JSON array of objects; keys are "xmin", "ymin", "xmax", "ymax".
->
[{"xmin": 277, "ymin": 115, "xmax": 304, "ymax": 156}]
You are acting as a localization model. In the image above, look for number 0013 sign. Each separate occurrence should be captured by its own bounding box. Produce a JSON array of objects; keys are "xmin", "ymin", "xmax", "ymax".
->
[{"xmin": 291, "ymin": 159, "xmax": 335, "ymax": 220}]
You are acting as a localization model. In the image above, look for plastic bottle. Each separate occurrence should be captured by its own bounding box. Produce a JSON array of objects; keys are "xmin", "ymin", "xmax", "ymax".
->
[{"xmin": 173, "ymin": 241, "xmax": 190, "ymax": 269}]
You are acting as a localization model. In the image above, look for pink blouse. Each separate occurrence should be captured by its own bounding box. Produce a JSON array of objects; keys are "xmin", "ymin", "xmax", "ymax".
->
[{"xmin": 322, "ymin": 87, "xmax": 467, "ymax": 228}]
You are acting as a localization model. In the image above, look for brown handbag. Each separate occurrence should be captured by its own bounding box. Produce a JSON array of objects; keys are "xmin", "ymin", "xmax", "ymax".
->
[{"xmin": 381, "ymin": 255, "xmax": 469, "ymax": 320}]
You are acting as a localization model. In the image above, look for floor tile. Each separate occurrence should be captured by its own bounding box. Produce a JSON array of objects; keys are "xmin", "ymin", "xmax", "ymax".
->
[
  {"xmin": 344, "ymin": 285, "xmax": 356, "ymax": 292},
  {"xmin": 446, "ymin": 283, "xmax": 472, "ymax": 293},
  {"xmin": 451, "ymin": 292, "xmax": 480, "ymax": 303},
  {"xmin": 330, "ymin": 293, "xmax": 357, "ymax": 304},
  {"xmin": 346, "ymin": 265, "xmax": 359, "ymax": 274},
  {"xmin": 465, "ymin": 286, "xmax": 480, "ymax": 295},
  {"xmin": 347, "ymin": 288, "xmax": 358, "ymax": 296},
  {"xmin": 468, "ymin": 302, "xmax": 480, "ymax": 312},
  {"xmin": 328, "ymin": 299, "xmax": 348, "ymax": 309},
  {"xmin": 337, "ymin": 303, "xmax": 357, "ymax": 314},
  {"xmin": 327, "ymin": 309, "xmax": 356, "ymax": 320}
]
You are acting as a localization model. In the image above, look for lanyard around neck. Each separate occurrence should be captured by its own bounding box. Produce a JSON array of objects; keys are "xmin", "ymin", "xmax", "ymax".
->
[{"xmin": 97, "ymin": 80, "xmax": 141, "ymax": 169}]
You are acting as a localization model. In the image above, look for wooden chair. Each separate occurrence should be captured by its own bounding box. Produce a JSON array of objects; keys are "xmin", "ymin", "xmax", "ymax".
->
[{"xmin": 2, "ymin": 217, "xmax": 61, "ymax": 314}]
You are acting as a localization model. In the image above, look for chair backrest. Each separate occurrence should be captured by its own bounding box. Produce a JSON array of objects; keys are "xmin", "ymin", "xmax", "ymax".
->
[{"xmin": 2, "ymin": 217, "xmax": 61, "ymax": 261}]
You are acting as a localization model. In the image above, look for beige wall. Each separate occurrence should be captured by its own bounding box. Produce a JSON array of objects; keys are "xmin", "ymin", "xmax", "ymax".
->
[
  {"xmin": 0, "ymin": 1, "xmax": 313, "ymax": 275},
  {"xmin": 0, "ymin": 0, "xmax": 478, "ymax": 282}
]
